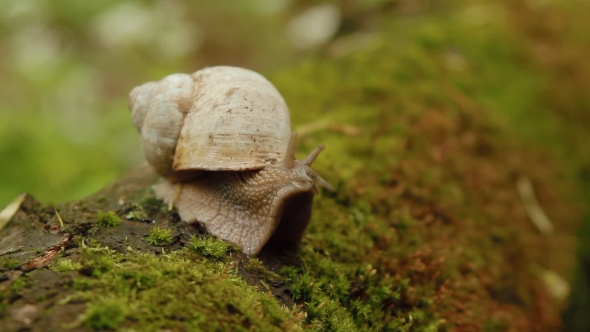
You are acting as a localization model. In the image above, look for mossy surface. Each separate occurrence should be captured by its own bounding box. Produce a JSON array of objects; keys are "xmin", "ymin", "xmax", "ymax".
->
[
  {"xmin": 1, "ymin": 1, "xmax": 589, "ymax": 331},
  {"xmin": 266, "ymin": 3, "xmax": 584, "ymax": 329},
  {"xmin": 188, "ymin": 236, "xmax": 236, "ymax": 259},
  {"xmin": 65, "ymin": 246, "xmax": 299, "ymax": 331},
  {"xmin": 146, "ymin": 226, "xmax": 173, "ymax": 246},
  {"xmin": 96, "ymin": 210, "xmax": 121, "ymax": 228}
]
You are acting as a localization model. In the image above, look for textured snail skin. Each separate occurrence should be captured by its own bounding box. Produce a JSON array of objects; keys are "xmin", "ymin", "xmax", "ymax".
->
[{"xmin": 155, "ymin": 136, "xmax": 333, "ymax": 256}]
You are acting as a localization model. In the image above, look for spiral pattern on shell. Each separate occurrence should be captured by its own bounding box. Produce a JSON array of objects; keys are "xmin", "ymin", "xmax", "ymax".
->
[{"xmin": 128, "ymin": 66, "xmax": 292, "ymax": 182}]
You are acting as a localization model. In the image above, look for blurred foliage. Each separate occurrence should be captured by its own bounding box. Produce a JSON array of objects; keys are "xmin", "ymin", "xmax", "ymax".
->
[
  {"xmin": 0, "ymin": 0, "xmax": 404, "ymax": 205},
  {"xmin": 0, "ymin": 0, "xmax": 301, "ymax": 205}
]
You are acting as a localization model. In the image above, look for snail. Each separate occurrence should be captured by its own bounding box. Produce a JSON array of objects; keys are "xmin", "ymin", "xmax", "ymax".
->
[{"xmin": 128, "ymin": 66, "xmax": 334, "ymax": 255}]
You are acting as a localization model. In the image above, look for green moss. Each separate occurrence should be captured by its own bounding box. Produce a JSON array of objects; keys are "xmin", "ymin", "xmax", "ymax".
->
[
  {"xmin": 51, "ymin": 258, "xmax": 83, "ymax": 272},
  {"xmin": 11, "ymin": 276, "xmax": 27, "ymax": 291},
  {"xmin": 262, "ymin": 5, "xmax": 584, "ymax": 329},
  {"xmin": 83, "ymin": 298, "xmax": 127, "ymax": 330},
  {"xmin": 242, "ymin": 258, "xmax": 282, "ymax": 281},
  {"xmin": 125, "ymin": 209, "xmax": 147, "ymax": 221},
  {"xmin": 66, "ymin": 246, "xmax": 298, "ymax": 331},
  {"xmin": 0, "ymin": 257, "xmax": 19, "ymax": 270},
  {"xmin": 78, "ymin": 246, "xmax": 116, "ymax": 278},
  {"xmin": 485, "ymin": 319, "xmax": 509, "ymax": 332},
  {"xmin": 95, "ymin": 210, "xmax": 121, "ymax": 228},
  {"xmin": 73, "ymin": 278, "xmax": 92, "ymax": 291},
  {"xmin": 1, "ymin": 2, "xmax": 584, "ymax": 330},
  {"xmin": 146, "ymin": 226, "xmax": 173, "ymax": 246},
  {"xmin": 281, "ymin": 254, "xmax": 418, "ymax": 330},
  {"xmin": 188, "ymin": 236, "xmax": 233, "ymax": 258}
]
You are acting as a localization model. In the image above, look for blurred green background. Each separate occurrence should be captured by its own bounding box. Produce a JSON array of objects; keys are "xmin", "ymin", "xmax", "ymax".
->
[
  {"xmin": 0, "ymin": 0, "xmax": 308, "ymax": 206},
  {"xmin": 0, "ymin": 0, "xmax": 589, "ymax": 328}
]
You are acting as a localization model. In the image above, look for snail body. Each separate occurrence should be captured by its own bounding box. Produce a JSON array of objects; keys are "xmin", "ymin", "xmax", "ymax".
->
[{"xmin": 129, "ymin": 66, "xmax": 333, "ymax": 255}]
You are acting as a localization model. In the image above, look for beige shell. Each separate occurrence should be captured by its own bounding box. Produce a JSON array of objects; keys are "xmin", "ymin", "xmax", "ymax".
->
[{"xmin": 128, "ymin": 66, "xmax": 291, "ymax": 180}]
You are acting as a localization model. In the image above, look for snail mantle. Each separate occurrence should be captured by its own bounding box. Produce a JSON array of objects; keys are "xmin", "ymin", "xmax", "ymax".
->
[{"xmin": 128, "ymin": 66, "xmax": 334, "ymax": 255}]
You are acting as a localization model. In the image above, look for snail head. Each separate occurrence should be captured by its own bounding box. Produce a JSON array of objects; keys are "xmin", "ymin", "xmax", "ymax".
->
[{"xmin": 279, "ymin": 132, "xmax": 334, "ymax": 194}]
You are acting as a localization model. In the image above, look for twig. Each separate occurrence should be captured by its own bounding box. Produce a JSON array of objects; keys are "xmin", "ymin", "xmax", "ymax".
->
[
  {"xmin": 0, "ymin": 193, "xmax": 26, "ymax": 232},
  {"xmin": 517, "ymin": 176, "xmax": 553, "ymax": 235},
  {"xmin": 54, "ymin": 209, "xmax": 65, "ymax": 228}
]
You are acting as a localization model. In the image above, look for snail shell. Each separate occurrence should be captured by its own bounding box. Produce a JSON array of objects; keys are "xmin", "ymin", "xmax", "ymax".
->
[
  {"xmin": 129, "ymin": 66, "xmax": 291, "ymax": 181},
  {"xmin": 128, "ymin": 66, "xmax": 333, "ymax": 255}
]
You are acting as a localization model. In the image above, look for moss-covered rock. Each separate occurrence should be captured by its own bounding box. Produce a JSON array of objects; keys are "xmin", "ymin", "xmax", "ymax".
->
[{"xmin": 1, "ymin": 1, "xmax": 588, "ymax": 331}]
